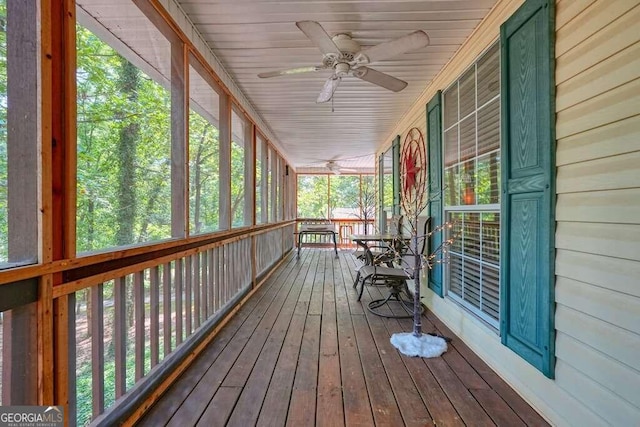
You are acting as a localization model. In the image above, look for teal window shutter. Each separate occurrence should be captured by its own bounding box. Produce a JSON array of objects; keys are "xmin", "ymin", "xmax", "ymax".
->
[
  {"xmin": 392, "ymin": 135, "xmax": 401, "ymax": 216},
  {"xmin": 378, "ymin": 153, "xmax": 384, "ymax": 232},
  {"xmin": 427, "ymin": 91, "xmax": 443, "ymax": 297},
  {"xmin": 500, "ymin": 0, "xmax": 556, "ymax": 378}
]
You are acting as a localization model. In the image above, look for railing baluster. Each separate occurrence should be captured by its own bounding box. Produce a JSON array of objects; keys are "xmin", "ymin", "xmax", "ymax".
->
[
  {"xmin": 193, "ymin": 253, "xmax": 200, "ymax": 329},
  {"xmin": 221, "ymin": 245, "xmax": 227, "ymax": 305},
  {"xmin": 175, "ymin": 259, "xmax": 183, "ymax": 345},
  {"xmin": 185, "ymin": 256, "xmax": 192, "ymax": 335},
  {"xmin": 114, "ymin": 277, "xmax": 126, "ymax": 398},
  {"xmin": 91, "ymin": 283, "xmax": 104, "ymax": 418},
  {"xmin": 208, "ymin": 248, "xmax": 215, "ymax": 315},
  {"xmin": 224, "ymin": 245, "xmax": 228, "ymax": 304},
  {"xmin": 214, "ymin": 247, "xmax": 221, "ymax": 312},
  {"xmin": 163, "ymin": 263, "xmax": 172, "ymax": 356},
  {"xmin": 150, "ymin": 266, "xmax": 160, "ymax": 367},
  {"xmin": 235, "ymin": 242, "xmax": 240, "ymax": 291},
  {"xmin": 134, "ymin": 271, "xmax": 145, "ymax": 381},
  {"xmin": 201, "ymin": 251, "xmax": 208, "ymax": 320}
]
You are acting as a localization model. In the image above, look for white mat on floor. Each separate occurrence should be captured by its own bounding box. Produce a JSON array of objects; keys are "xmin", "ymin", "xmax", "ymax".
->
[{"xmin": 390, "ymin": 332, "xmax": 447, "ymax": 358}]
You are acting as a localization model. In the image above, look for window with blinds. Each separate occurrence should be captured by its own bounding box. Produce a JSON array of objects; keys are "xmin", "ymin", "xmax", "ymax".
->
[{"xmin": 442, "ymin": 43, "xmax": 501, "ymax": 328}]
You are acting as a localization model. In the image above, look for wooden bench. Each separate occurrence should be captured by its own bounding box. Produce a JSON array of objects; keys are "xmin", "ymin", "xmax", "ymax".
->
[{"xmin": 296, "ymin": 220, "xmax": 338, "ymax": 259}]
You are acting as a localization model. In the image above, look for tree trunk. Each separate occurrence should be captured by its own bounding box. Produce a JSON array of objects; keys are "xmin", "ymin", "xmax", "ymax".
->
[
  {"xmin": 192, "ymin": 125, "xmax": 210, "ymax": 234},
  {"xmin": 116, "ymin": 58, "xmax": 139, "ymax": 328},
  {"xmin": 138, "ymin": 175, "xmax": 164, "ymax": 243},
  {"xmin": 116, "ymin": 58, "xmax": 139, "ymax": 247},
  {"xmin": 86, "ymin": 289, "xmax": 92, "ymax": 338},
  {"xmin": 87, "ymin": 196, "xmax": 95, "ymax": 249}
]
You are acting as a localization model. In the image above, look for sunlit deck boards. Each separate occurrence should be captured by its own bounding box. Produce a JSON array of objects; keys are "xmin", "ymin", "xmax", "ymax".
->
[{"xmin": 138, "ymin": 249, "xmax": 549, "ymax": 427}]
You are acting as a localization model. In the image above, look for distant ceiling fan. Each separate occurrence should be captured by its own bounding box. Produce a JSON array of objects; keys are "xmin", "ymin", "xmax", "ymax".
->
[
  {"xmin": 258, "ymin": 21, "xmax": 430, "ymax": 103},
  {"xmin": 303, "ymin": 158, "xmax": 358, "ymax": 174},
  {"xmin": 325, "ymin": 160, "xmax": 357, "ymax": 175}
]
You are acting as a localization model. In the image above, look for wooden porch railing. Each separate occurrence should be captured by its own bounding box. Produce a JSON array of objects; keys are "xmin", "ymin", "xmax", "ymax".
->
[{"xmin": 49, "ymin": 223, "xmax": 295, "ymax": 426}]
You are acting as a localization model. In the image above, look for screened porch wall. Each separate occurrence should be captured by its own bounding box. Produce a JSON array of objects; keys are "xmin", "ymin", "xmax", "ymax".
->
[{"xmin": 0, "ymin": 0, "xmax": 297, "ymax": 422}]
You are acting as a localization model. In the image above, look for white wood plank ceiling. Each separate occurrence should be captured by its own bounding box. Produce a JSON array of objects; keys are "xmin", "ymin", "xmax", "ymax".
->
[{"xmin": 176, "ymin": 0, "xmax": 498, "ymax": 172}]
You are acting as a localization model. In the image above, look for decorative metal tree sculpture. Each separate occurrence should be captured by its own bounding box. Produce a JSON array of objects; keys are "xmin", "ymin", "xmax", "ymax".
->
[
  {"xmin": 390, "ymin": 127, "xmax": 451, "ymax": 357},
  {"xmin": 399, "ymin": 128, "xmax": 428, "ymax": 336}
]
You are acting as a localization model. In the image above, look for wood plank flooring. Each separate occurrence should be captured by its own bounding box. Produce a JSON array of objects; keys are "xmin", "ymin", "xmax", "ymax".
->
[{"xmin": 137, "ymin": 249, "xmax": 549, "ymax": 427}]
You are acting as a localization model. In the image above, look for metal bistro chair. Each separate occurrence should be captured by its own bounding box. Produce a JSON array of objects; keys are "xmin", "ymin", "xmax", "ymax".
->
[
  {"xmin": 351, "ymin": 215, "xmax": 404, "ymax": 288},
  {"xmin": 355, "ymin": 217, "xmax": 430, "ymax": 318}
]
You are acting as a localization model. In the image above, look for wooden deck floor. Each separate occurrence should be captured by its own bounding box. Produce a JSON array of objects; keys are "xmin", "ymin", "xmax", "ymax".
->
[{"xmin": 137, "ymin": 249, "xmax": 549, "ymax": 427}]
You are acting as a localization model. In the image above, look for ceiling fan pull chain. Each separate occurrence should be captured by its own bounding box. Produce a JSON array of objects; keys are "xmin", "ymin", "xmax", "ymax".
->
[{"xmin": 331, "ymin": 96, "xmax": 334, "ymax": 113}]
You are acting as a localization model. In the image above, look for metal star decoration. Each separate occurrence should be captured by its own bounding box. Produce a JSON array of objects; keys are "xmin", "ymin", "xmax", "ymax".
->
[
  {"xmin": 403, "ymin": 144, "xmax": 421, "ymax": 196},
  {"xmin": 400, "ymin": 127, "xmax": 427, "ymax": 214}
]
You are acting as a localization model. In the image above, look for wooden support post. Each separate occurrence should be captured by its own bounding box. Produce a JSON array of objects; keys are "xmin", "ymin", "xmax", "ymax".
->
[
  {"xmin": 219, "ymin": 93, "xmax": 232, "ymax": 230},
  {"xmin": 171, "ymin": 39, "xmax": 187, "ymax": 238},
  {"xmin": 244, "ymin": 121, "xmax": 255, "ymax": 226}
]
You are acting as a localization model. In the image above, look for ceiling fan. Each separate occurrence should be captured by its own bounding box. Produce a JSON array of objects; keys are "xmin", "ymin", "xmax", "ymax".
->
[{"xmin": 258, "ymin": 21, "xmax": 430, "ymax": 103}]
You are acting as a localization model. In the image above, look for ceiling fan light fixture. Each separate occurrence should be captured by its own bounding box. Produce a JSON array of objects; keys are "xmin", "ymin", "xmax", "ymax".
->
[
  {"xmin": 326, "ymin": 161, "xmax": 341, "ymax": 174},
  {"xmin": 335, "ymin": 62, "xmax": 350, "ymax": 75},
  {"xmin": 353, "ymin": 52, "xmax": 370, "ymax": 66}
]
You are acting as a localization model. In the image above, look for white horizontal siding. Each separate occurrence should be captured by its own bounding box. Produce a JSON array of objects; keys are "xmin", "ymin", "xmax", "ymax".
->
[
  {"xmin": 556, "ymin": 151, "xmax": 640, "ymax": 193},
  {"xmin": 555, "ymin": 41, "xmax": 640, "ymax": 111},
  {"xmin": 556, "ymin": 188, "xmax": 640, "ymax": 224},
  {"xmin": 555, "ymin": 221, "xmax": 640, "ymax": 270},
  {"xmin": 556, "ymin": 115, "xmax": 640, "ymax": 166},
  {"xmin": 556, "ymin": 250, "xmax": 640, "ymax": 297},
  {"xmin": 556, "ymin": 77, "xmax": 640, "ymax": 139},
  {"xmin": 556, "ymin": 277, "xmax": 640, "ymax": 336},
  {"xmin": 556, "ymin": 333, "xmax": 640, "ymax": 408},
  {"xmin": 554, "ymin": 359, "xmax": 639, "ymax": 426},
  {"xmin": 555, "ymin": 305, "xmax": 640, "ymax": 376},
  {"xmin": 554, "ymin": 0, "xmax": 640, "ymax": 425},
  {"xmin": 555, "ymin": 2, "xmax": 640, "ymax": 84}
]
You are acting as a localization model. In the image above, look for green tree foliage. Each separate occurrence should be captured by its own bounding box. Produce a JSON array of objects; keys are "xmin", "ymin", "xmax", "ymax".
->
[
  {"xmin": 189, "ymin": 111, "xmax": 220, "ymax": 233},
  {"xmin": 230, "ymin": 140, "xmax": 245, "ymax": 227},
  {"xmin": 76, "ymin": 25, "xmax": 171, "ymax": 253},
  {"xmin": 329, "ymin": 175, "xmax": 359, "ymax": 217},
  {"xmin": 296, "ymin": 175, "xmax": 328, "ymax": 218},
  {"xmin": 255, "ymin": 141, "xmax": 263, "ymax": 223}
]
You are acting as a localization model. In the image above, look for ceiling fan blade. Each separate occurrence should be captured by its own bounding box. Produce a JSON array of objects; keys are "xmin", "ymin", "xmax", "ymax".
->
[
  {"xmin": 354, "ymin": 67, "xmax": 408, "ymax": 92},
  {"xmin": 317, "ymin": 76, "xmax": 341, "ymax": 103},
  {"xmin": 258, "ymin": 66, "xmax": 325, "ymax": 78},
  {"xmin": 296, "ymin": 21, "xmax": 341, "ymax": 55},
  {"xmin": 356, "ymin": 30, "xmax": 429, "ymax": 64}
]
